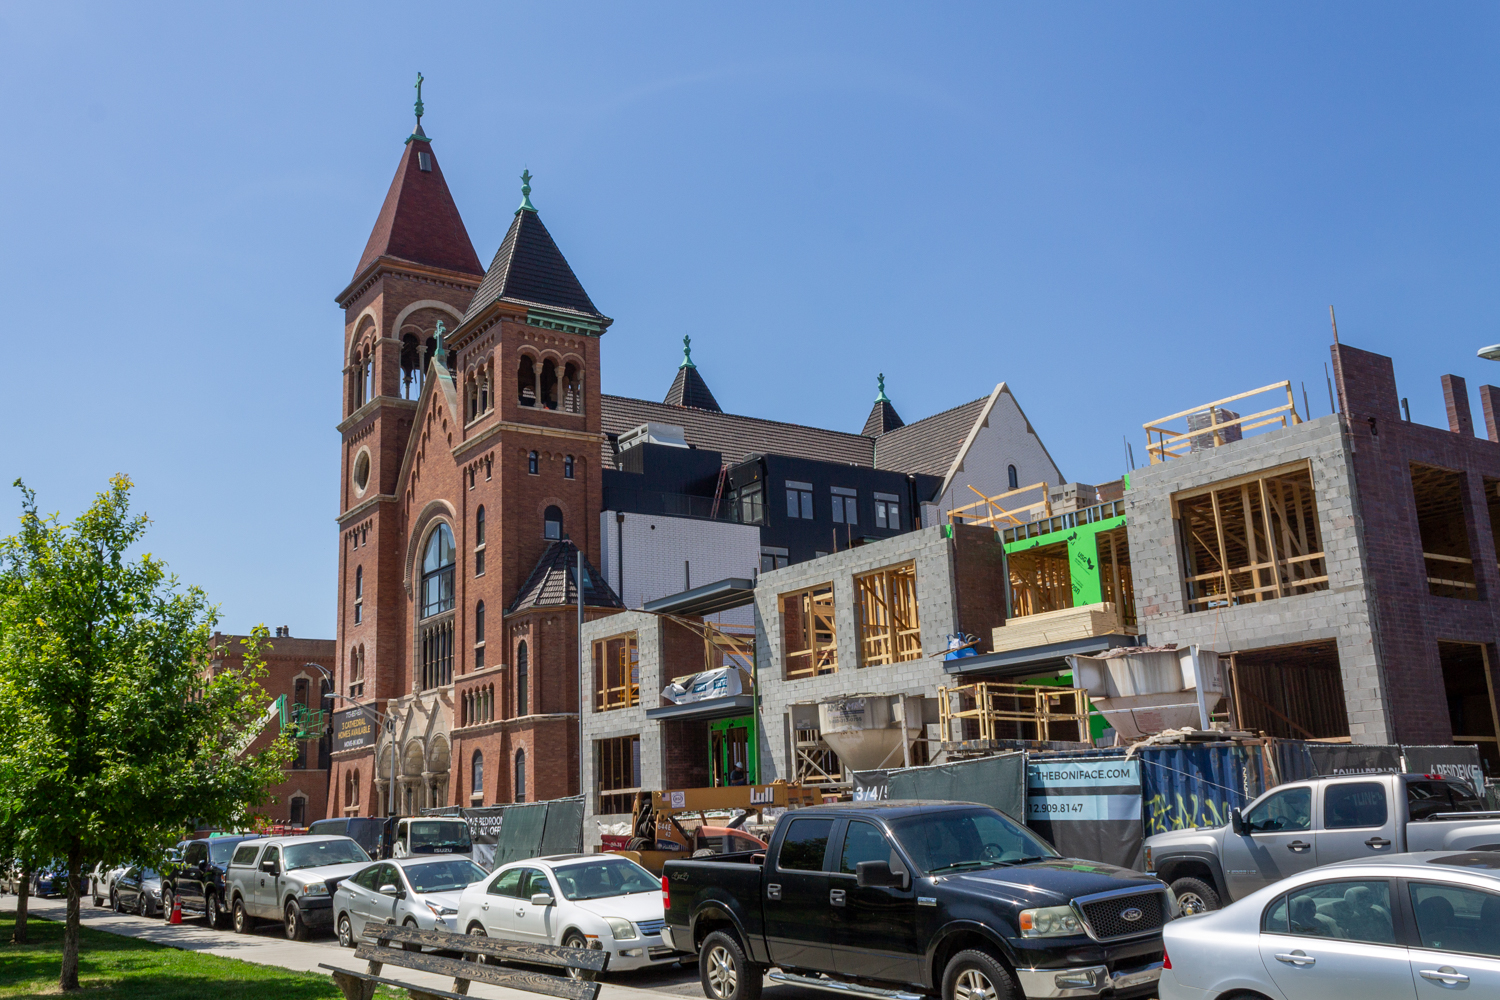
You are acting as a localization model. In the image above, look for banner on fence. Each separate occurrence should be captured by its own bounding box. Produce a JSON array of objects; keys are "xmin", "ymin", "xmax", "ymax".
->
[
  {"xmin": 1404, "ymin": 745, "xmax": 1484, "ymax": 794},
  {"xmin": 1026, "ymin": 758, "xmax": 1142, "ymax": 869},
  {"xmin": 886, "ymin": 753, "xmax": 1025, "ymax": 820},
  {"xmin": 852, "ymin": 770, "xmax": 889, "ymax": 801}
]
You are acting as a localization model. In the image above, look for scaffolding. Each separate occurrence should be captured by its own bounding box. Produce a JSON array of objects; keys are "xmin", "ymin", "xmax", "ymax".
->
[
  {"xmin": 939, "ymin": 681, "xmax": 1090, "ymax": 744},
  {"xmin": 792, "ymin": 728, "xmax": 845, "ymax": 789},
  {"xmin": 1144, "ymin": 381, "xmax": 1302, "ymax": 464}
]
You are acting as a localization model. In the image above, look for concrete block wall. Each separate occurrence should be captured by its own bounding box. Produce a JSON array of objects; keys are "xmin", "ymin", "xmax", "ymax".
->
[
  {"xmin": 1124, "ymin": 413, "xmax": 1391, "ymax": 742},
  {"xmin": 752, "ymin": 525, "xmax": 982, "ymax": 780},
  {"xmin": 579, "ymin": 610, "xmax": 664, "ymax": 850}
]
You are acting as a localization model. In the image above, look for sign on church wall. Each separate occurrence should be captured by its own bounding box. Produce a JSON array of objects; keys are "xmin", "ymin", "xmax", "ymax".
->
[{"xmin": 332, "ymin": 708, "xmax": 377, "ymax": 753}]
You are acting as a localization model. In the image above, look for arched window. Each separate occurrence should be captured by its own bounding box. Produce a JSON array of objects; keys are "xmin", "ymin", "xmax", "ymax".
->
[
  {"xmin": 514, "ymin": 749, "xmax": 527, "ymax": 803},
  {"xmin": 540, "ymin": 359, "xmax": 558, "ymax": 410},
  {"xmin": 518, "ymin": 355, "xmax": 537, "ymax": 407},
  {"xmin": 528, "ymin": 451, "xmax": 539, "ymax": 475},
  {"xmin": 352, "ymin": 770, "xmax": 360, "ymax": 807},
  {"xmin": 353, "ymin": 566, "xmax": 363, "ymax": 624},
  {"xmin": 544, "ymin": 505, "xmax": 563, "ymax": 541},
  {"xmin": 472, "ymin": 751, "xmax": 484, "ymax": 802},
  {"xmin": 1007, "ymin": 464, "xmax": 1019, "ymax": 491},
  {"xmin": 421, "ymin": 524, "xmax": 456, "ymax": 619},
  {"xmin": 516, "ymin": 640, "xmax": 529, "ymax": 716},
  {"xmin": 564, "ymin": 455, "xmax": 574, "ymax": 479},
  {"xmin": 400, "ymin": 334, "xmax": 422, "ymax": 399}
]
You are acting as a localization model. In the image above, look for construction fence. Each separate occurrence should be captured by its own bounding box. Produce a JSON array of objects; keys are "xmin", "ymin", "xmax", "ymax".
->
[{"xmin": 425, "ymin": 795, "xmax": 585, "ymax": 870}]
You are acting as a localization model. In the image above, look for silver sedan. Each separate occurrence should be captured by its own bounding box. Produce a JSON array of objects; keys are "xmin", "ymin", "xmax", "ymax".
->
[
  {"xmin": 333, "ymin": 856, "xmax": 487, "ymax": 948},
  {"xmin": 1160, "ymin": 852, "xmax": 1500, "ymax": 1000}
]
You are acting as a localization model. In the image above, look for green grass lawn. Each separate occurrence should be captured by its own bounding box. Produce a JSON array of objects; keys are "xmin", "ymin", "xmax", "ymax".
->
[{"xmin": 0, "ymin": 914, "xmax": 396, "ymax": 998}]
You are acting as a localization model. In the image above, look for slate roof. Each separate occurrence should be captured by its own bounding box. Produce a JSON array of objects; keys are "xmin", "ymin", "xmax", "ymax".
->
[
  {"xmin": 464, "ymin": 208, "xmax": 602, "ymax": 323},
  {"xmin": 873, "ymin": 396, "xmax": 990, "ymax": 478},
  {"xmin": 862, "ymin": 399, "xmax": 905, "ymax": 437},
  {"xmin": 507, "ymin": 540, "xmax": 623, "ymax": 615},
  {"xmin": 664, "ymin": 365, "xmax": 722, "ymax": 412},
  {"xmin": 353, "ymin": 130, "xmax": 484, "ymax": 280},
  {"xmin": 600, "ymin": 395, "xmax": 877, "ymax": 468}
]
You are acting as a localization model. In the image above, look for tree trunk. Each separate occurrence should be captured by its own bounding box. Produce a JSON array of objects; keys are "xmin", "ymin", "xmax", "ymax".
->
[
  {"xmin": 11, "ymin": 867, "xmax": 30, "ymax": 944},
  {"xmin": 59, "ymin": 845, "xmax": 81, "ymax": 991}
]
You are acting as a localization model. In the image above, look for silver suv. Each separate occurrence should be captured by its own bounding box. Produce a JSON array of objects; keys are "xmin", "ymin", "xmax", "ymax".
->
[{"xmin": 224, "ymin": 835, "xmax": 371, "ymax": 940}]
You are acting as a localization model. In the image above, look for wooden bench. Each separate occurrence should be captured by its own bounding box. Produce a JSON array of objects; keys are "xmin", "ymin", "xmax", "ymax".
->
[{"xmin": 320, "ymin": 922, "xmax": 611, "ymax": 1000}]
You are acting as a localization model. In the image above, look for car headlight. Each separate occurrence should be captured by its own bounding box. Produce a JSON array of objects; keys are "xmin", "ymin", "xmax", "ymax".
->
[
  {"xmin": 300, "ymin": 882, "xmax": 328, "ymax": 896},
  {"xmin": 1018, "ymin": 905, "xmax": 1084, "ymax": 938},
  {"xmin": 604, "ymin": 917, "xmax": 637, "ymax": 940},
  {"xmin": 426, "ymin": 902, "xmax": 458, "ymax": 917}
]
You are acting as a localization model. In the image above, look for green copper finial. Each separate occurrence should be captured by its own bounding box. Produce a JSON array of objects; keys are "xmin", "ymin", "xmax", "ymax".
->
[
  {"xmin": 517, "ymin": 169, "xmax": 537, "ymax": 214},
  {"xmin": 414, "ymin": 72, "xmax": 425, "ymax": 124},
  {"xmin": 433, "ymin": 320, "xmax": 447, "ymax": 364},
  {"xmin": 876, "ymin": 373, "xmax": 889, "ymax": 402},
  {"xmin": 680, "ymin": 334, "xmax": 696, "ymax": 369}
]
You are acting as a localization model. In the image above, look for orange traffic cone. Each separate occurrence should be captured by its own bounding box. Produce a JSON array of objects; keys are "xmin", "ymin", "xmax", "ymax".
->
[{"xmin": 169, "ymin": 896, "xmax": 182, "ymax": 925}]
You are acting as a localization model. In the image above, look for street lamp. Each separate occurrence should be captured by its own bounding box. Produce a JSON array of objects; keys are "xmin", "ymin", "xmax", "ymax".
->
[
  {"xmin": 305, "ymin": 663, "xmax": 397, "ymax": 822},
  {"xmin": 1479, "ymin": 345, "xmax": 1500, "ymax": 361}
]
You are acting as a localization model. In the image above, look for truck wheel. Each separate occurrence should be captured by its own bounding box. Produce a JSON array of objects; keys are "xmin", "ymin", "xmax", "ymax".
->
[
  {"xmin": 700, "ymin": 930, "xmax": 762, "ymax": 1000},
  {"xmin": 1170, "ymin": 876, "xmax": 1221, "ymax": 915},
  {"xmin": 943, "ymin": 950, "xmax": 1018, "ymax": 1000},
  {"xmin": 206, "ymin": 893, "xmax": 224, "ymax": 929},
  {"xmin": 233, "ymin": 897, "xmax": 254, "ymax": 934},
  {"xmin": 285, "ymin": 900, "xmax": 311, "ymax": 941}
]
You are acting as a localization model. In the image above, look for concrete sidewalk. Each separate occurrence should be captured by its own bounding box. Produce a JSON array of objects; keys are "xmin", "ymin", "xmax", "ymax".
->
[{"xmin": 0, "ymin": 894, "xmax": 688, "ymax": 1000}]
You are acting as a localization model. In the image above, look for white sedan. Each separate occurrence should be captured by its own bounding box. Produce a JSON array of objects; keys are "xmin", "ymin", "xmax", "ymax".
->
[
  {"xmin": 333, "ymin": 856, "xmax": 488, "ymax": 947},
  {"xmin": 1161, "ymin": 852, "xmax": 1500, "ymax": 1000},
  {"xmin": 456, "ymin": 854, "xmax": 674, "ymax": 974}
]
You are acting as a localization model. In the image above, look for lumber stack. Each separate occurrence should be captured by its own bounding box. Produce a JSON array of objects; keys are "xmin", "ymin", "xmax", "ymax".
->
[{"xmin": 991, "ymin": 602, "xmax": 1122, "ymax": 652}]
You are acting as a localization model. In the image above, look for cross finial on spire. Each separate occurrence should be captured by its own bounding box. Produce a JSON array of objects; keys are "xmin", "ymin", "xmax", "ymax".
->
[
  {"xmin": 433, "ymin": 319, "xmax": 447, "ymax": 364},
  {"xmin": 414, "ymin": 72, "xmax": 425, "ymax": 124},
  {"xmin": 876, "ymin": 373, "xmax": 889, "ymax": 402},
  {"xmin": 517, "ymin": 169, "xmax": 537, "ymax": 214},
  {"xmin": 680, "ymin": 334, "xmax": 696, "ymax": 369}
]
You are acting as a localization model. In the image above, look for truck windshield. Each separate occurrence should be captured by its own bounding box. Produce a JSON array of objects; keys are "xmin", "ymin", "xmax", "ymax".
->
[
  {"xmin": 552, "ymin": 859, "xmax": 659, "ymax": 900},
  {"xmin": 284, "ymin": 839, "xmax": 370, "ymax": 871},
  {"xmin": 889, "ymin": 807, "xmax": 1057, "ymax": 874},
  {"xmin": 409, "ymin": 821, "xmax": 472, "ymax": 853}
]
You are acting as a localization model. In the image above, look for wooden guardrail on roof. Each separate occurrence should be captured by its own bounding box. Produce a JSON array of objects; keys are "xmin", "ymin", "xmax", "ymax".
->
[{"xmin": 1144, "ymin": 381, "xmax": 1302, "ymax": 464}]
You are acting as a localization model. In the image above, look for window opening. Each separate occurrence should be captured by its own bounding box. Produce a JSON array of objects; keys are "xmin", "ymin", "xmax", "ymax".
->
[
  {"xmin": 353, "ymin": 566, "xmax": 363, "ymax": 624},
  {"xmin": 856, "ymin": 562, "xmax": 921, "ymax": 666},
  {"xmin": 786, "ymin": 481, "xmax": 814, "ymax": 520},
  {"xmin": 400, "ymin": 335, "xmax": 423, "ymax": 399},
  {"xmin": 831, "ymin": 487, "xmax": 857, "ymax": 525},
  {"xmin": 1175, "ymin": 462, "xmax": 1328, "ymax": 611},
  {"xmin": 564, "ymin": 455, "xmax": 574, "ymax": 479},
  {"xmin": 1007, "ymin": 540, "xmax": 1071, "ymax": 617},
  {"xmin": 514, "ymin": 749, "xmax": 527, "ymax": 803},
  {"xmin": 1440, "ymin": 641, "xmax": 1500, "ymax": 771},
  {"xmin": 1413, "ymin": 464, "xmax": 1478, "ymax": 599},
  {"xmin": 485, "ymin": 457, "xmax": 492, "ymax": 481},
  {"xmin": 516, "ymin": 640, "xmax": 529, "ymax": 715},
  {"xmin": 540, "ymin": 359, "xmax": 559, "ymax": 410},
  {"xmin": 528, "ymin": 451, "xmax": 539, "ymax": 475},
  {"xmin": 471, "ymin": 751, "xmax": 483, "ymax": 802},
  {"xmin": 596, "ymin": 735, "xmax": 641, "ymax": 814},
  {"xmin": 420, "ymin": 619, "xmax": 453, "ymax": 690},
  {"xmin": 417, "ymin": 151, "xmax": 432, "ymax": 172},
  {"xmin": 781, "ymin": 584, "xmax": 837, "ymax": 678},
  {"xmin": 874, "ymin": 492, "xmax": 901, "ymax": 530},
  {"xmin": 421, "ymin": 524, "xmax": 456, "ymax": 618},
  {"xmin": 737, "ymin": 486, "xmax": 765, "ymax": 525},
  {"xmin": 476, "ymin": 505, "xmax": 485, "ymax": 545},
  {"xmin": 289, "ymin": 796, "xmax": 307, "ymax": 827},
  {"xmin": 1008, "ymin": 464, "xmax": 1019, "ymax": 491},
  {"xmin": 544, "ymin": 505, "xmax": 563, "ymax": 540},
  {"xmin": 593, "ymin": 633, "xmax": 640, "ymax": 710},
  {"xmin": 518, "ymin": 356, "xmax": 537, "ymax": 407},
  {"xmin": 760, "ymin": 547, "xmax": 789, "ymax": 573}
]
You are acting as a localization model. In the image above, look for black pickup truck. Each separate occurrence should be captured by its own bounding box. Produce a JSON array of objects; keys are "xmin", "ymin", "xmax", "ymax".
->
[{"xmin": 662, "ymin": 802, "xmax": 1168, "ymax": 1000}]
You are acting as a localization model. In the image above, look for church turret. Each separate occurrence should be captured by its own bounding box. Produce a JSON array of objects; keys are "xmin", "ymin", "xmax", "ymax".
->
[
  {"xmin": 862, "ymin": 373, "xmax": 905, "ymax": 436},
  {"xmin": 664, "ymin": 335, "xmax": 722, "ymax": 411}
]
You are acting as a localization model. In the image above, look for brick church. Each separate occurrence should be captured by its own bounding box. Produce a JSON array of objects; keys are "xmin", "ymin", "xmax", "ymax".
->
[
  {"xmin": 329, "ymin": 99, "xmax": 628, "ymax": 818},
  {"xmin": 326, "ymin": 93, "xmax": 1065, "ymax": 820}
]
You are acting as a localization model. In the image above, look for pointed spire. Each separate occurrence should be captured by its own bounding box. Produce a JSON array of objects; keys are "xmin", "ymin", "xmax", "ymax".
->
[
  {"xmin": 862, "ymin": 373, "xmax": 905, "ymax": 436},
  {"xmin": 517, "ymin": 169, "xmax": 537, "ymax": 215},
  {"xmin": 665, "ymin": 336, "xmax": 721, "ymax": 411},
  {"xmin": 352, "ymin": 97, "xmax": 484, "ymax": 282},
  {"xmin": 680, "ymin": 335, "xmax": 696, "ymax": 369}
]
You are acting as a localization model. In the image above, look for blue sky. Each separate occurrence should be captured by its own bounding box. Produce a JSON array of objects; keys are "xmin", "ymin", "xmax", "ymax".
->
[{"xmin": 2, "ymin": 3, "xmax": 1497, "ymax": 636}]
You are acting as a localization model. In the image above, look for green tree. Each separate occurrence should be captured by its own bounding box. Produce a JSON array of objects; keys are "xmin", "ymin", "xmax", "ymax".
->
[{"xmin": 0, "ymin": 476, "xmax": 294, "ymax": 991}]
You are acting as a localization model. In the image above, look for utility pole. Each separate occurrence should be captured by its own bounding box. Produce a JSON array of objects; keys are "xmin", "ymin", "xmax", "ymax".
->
[{"xmin": 577, "ymin": 547, "xmax": 585, "ymax": 802}]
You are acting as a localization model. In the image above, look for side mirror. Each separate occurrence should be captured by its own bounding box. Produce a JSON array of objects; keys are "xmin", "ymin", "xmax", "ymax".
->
[
  {"xmin": 260, "ymin": 860, "xmax": 279, "ymax": 875},
  {"xmin": 198, "ymin": 860, "xmax": 210, "ymax": 873},
  {"xmin": 530, "ymin": 892, "xmax": 555, "ymax": 907},
  {"xmin": 1230, "ymin": 809, "xmax": 1245, "ymax": 836},
  {"xmin": 856, "ymin": 860, "xmax": 910, "ymax": 890},
  {"xmin": 379, "ymin": 883, "xmax": 405, "ymax": 898}
]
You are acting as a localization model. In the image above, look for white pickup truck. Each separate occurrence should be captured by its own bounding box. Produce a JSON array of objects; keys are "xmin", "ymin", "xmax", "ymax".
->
[{"xmin": 1144, "ymin": 772, "xmax": 1500, "ymax": 913}]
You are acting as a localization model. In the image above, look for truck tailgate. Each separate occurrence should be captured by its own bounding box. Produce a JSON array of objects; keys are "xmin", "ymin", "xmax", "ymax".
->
[{"xmin": 664, "ymin": 852, "xmax": 768, "ymax": 962}]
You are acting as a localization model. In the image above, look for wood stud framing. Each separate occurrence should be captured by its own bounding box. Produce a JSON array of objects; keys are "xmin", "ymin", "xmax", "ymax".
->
[
  {"xmin": 592, "ymin": 633, "xmax": 639, "ymax": 711},
  {"xmin": 781, "ymin": 584, "xmax": 837, "ymax": 679},
  {"xmin": 855, "ymin": 562, "xmax": 922, "ymax": 667}
]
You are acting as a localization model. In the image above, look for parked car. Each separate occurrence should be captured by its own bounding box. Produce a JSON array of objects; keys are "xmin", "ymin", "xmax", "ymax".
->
[
  {"xmin": 224, "ymin": 835, "xmax": 372, "ymax": 940},
  {"xmin": 1146, "ymin": 773, "xmax": 1500, "ymax": 914},
  {"xmin": 30, "ymin": 865, "xmax": 70, "ymax": 898},
  {"xmin": 1160, "ymin": 851, "xmax": 1500, "ymax": 999},
  {"xmin": 114, "ymin": 867, "xmax": 162, "ymax": 916},
  {"xmin": 162, "ymin": 834, "xmax": 262, "ymax": 928},
  {"xmin": 333, "ymin": 856, "xmax": 488, "ymax": 948},
  {"xmin": 664, "ymin": 801, "xmax": 1172, "ymax": 1000},
  {"xmin": 91, "ymin": 862, "xmax": 129, "ymax": 907},
  {"xmin": 458, "ymin": 854, "xmax": 673, "ymax": 975}
]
